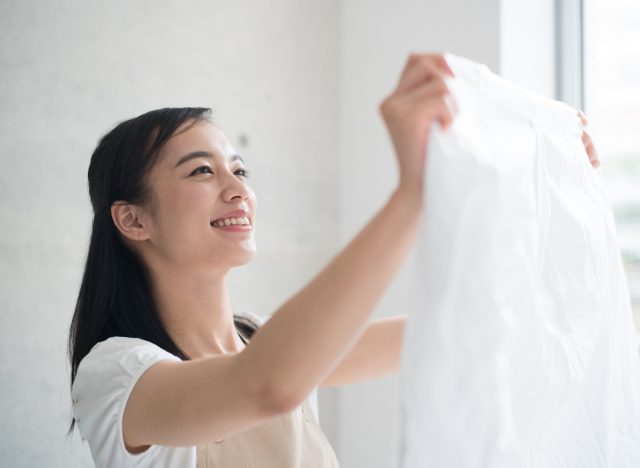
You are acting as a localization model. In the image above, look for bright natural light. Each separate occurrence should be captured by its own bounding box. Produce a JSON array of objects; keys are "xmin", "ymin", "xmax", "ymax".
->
[{"xmin": 584, "ymin": 0, "xmax": 640, "ymax": 332}]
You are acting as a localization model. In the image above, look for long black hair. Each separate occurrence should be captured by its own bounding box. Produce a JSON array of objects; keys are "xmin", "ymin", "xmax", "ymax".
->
[{"xmin": 66, "ymin": 107, "xmax": 258, "ymax": 435}]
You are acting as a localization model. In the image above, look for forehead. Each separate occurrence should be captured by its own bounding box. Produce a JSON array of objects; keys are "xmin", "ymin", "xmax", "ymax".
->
[{"xmin": 159, "ymin": 120, "xmax": 236, "ymax": 166}]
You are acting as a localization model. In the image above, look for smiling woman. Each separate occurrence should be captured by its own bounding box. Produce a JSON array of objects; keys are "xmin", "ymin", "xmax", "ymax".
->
[
  {"xmin": 68, "ymin": 107, "xmax": 346, "ymax": 468},
  {"xmin": 66, "ymin": 108, "xmax": 267, "ymax": 466},
  {"xmin": 65, "ymin": 48, "xmax": 606, "ymax": 467},
  {"xmin": 65, "ymin": 53, "xmax": 461, "ymax": 468},
  {"xmin": 65, "ymin": 105, "xmax": 411, "ymax": 468},
  {"xmin": 110, "ymin": 116, "xmax": 259, "ymax": 277}
]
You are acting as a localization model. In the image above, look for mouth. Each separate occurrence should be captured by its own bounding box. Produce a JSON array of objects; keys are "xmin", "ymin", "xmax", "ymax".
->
[{"xmin": 210, "ymin": 216, "xmax": 253, "ymax": 232}]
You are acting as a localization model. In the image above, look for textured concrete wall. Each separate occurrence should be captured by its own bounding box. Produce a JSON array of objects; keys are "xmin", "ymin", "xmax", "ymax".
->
[{"xmin": 0, "ymin": 1, "xmax": 340, "ymax": 466}]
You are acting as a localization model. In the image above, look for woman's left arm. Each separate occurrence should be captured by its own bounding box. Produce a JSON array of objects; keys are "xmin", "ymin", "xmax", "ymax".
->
[{"xmin": 319, "ymin": 315, "xmax": 407, "ymax": 388}]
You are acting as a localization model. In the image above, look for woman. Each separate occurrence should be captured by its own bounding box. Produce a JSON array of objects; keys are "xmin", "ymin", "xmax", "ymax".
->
[{"xmin": 67, "ymin": 53, "xmax": 599, "ymax": 468}]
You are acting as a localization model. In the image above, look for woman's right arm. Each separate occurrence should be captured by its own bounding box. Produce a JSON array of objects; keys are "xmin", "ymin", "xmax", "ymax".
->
[{"xmin": 123, "ymin": 52, "xmax": 455, "ymax": 452}]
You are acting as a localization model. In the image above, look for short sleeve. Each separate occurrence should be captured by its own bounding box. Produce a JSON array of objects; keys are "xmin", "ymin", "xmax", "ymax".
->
[{"xmin": 71, "ymin": 337, "xmax": 183, "ymax": 468}]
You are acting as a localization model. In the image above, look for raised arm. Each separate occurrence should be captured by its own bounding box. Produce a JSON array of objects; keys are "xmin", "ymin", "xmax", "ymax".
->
[
  {"xmin": 245, "ymin": 189, "xmax": 420, "ymax": 405},
  {"xmin": 122, "ymin": 53, "xmax": 454, "ymax": 452}
]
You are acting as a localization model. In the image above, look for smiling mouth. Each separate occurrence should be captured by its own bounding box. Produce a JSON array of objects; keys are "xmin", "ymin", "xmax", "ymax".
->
[
  {"xmin": 210, "ymin": 221, "xmax": 253, "ymax": 231},
  {"xmin": 210, "ymin": 223, "xmax": 252, "ymax": 228},
  {"xmin": 209, "ymin": 217, "xmax": 251, "ymax": 228}
]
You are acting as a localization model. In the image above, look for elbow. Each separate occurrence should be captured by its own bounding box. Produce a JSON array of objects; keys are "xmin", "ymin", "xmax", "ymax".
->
[
  {"xmin": 259, "ymin": 382, "xmax": 304, "ymax": 414},
  {"xmin": 238, "ymin": 347, "xmax": 305, "ymax": 415},
  {"xmin": 241, "ymin": 357, "xmax": 304, "ymax": 415}
]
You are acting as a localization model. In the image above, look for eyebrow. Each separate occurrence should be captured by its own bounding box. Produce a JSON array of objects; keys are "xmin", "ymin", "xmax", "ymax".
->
[{"xmin": 174, "ymin": 151, "xmax": 244, "ymax": 168}]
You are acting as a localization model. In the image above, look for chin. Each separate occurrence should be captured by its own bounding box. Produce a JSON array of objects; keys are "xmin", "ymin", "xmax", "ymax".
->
[{"xmin": 230, "ymin": 248, "xmax": 257, "ymax": 266}]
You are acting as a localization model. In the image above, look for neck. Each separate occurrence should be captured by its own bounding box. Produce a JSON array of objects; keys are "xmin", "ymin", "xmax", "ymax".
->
[{"xmin": 147, "ymin": 262, "xmax": 245, "ymax": 360}]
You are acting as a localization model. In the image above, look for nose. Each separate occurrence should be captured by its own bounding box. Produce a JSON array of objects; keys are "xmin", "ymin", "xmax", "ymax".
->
[{"xmin": 221, "ymin": 169, "xmax": 251, "ymax": 202}]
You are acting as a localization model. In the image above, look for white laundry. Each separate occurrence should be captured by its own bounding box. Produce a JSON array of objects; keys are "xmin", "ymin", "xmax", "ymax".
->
[{"xmin": 399, "ymin": 53, "xmax": 640, "ymax": 468}]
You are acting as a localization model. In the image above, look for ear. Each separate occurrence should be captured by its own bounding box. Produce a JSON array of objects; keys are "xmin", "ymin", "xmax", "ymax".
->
[{"xmin": 111, "ymin": 202, "xmax": 152, "ymax": 242}]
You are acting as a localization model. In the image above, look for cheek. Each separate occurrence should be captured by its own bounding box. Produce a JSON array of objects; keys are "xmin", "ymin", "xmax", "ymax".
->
[
  {"xmin": 157, "ymin": 186, "xmax": 213, "ymax": 236},
  {"xmin": 167, "ymin": 183, "xmax": 211, "ymax": 213},
  {"xmin": 182, "ymin": 186, "xmax": 212, "ymax": 213},
  {"xmin": 248, "ymin": 189, "xmax": 258, "ymax": 213}
]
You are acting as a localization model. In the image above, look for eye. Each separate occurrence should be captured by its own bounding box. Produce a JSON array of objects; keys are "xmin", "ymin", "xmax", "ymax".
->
[
  {"xmin": 190, "ymin": 165, "xmax": 213, "ymax": 176},
  {"xmin": 235, "ymin": 168, "xmax": 251, "ymax": 179}
]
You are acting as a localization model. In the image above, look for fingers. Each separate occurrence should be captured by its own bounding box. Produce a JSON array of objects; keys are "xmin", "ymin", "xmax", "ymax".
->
[
  {"xmin": 383, "ymin": 53, "xmax": 455, "ymax": 131},
  {"xmin": 577, "ymin": 109, "xmax": 588, "ymax": 127},
  {"xmin": 395, "ymin": 53, "xmax": 454, "ymax": 95},
  {"xmin": 434, "ymin": 54, "xmax": 455, "ymax": 78},
  {"xmin": 582, "ymin": 128, "xmax": 600, "ymax": 168},
  {"xmin": 576, "ymin": 110, "xmax": 600, "ymax": 169},
  {"xmin": 429, "ymin": 99, "xmax": 455, "ymax": 130},
  {"xmin": 402, "ymin": 79, "xmax": 456, "ymax": 129},
  {"xmin": 404, "ymin": 77, "xmax": 449, "ymax": 102},
  {"xmin": 382, "ymin": 73, "xmax": 455, "ymax": 130}
]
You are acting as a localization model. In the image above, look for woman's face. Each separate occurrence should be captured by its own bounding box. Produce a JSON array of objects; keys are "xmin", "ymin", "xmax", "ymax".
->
[{"xmin": 143, "ymin": 119, "xmax": 257, "ymax": 270}]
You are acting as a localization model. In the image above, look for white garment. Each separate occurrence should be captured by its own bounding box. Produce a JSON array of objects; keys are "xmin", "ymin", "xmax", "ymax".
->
[
  {"xmin": 71, "ymin": 309, "xmax": 323, "ymax": 468},
  {"xmin": 399, "ymin": 53, "xmax": 640, "ymax": 468}
]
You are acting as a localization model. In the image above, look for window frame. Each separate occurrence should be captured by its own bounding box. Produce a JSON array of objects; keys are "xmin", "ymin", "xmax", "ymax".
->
[{"xmin": 555, "ymin": 0, "xmax": 585, "ymax": 110}]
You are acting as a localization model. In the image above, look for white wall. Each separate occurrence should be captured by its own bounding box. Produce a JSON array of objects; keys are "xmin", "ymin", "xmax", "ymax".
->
[
  {"xmin": 501, "ymin": 0, "xmax": 556, "ymax": 98},
  {"xmin": 0, "ymin": 1, "xmax": 340, "ymax": 466}
]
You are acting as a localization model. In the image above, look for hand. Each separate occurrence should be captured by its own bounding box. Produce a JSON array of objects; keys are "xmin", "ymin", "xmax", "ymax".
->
[
  {"xmin": 379, "ymin": 53, "xmax": 456, "ymax": 198},
  {"xmin": 577, "ymin": 110, "xmax": 600, "ymax": 169}
]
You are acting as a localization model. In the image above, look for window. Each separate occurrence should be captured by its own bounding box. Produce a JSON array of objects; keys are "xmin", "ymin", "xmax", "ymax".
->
[{"xmin": 565, "ymin": 0, "xmax": 640, "ymax": 332}]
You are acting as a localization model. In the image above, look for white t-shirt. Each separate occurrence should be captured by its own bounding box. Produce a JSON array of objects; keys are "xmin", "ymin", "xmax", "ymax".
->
[{"xmin": 71, "ymin": 310, "xmax": 278, "ymax": 468}]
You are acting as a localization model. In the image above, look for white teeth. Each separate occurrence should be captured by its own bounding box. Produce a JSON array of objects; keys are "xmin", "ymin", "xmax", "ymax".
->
[{"xmin": 212, "ymin": 216, "xmax": 251, "ymax": 227}]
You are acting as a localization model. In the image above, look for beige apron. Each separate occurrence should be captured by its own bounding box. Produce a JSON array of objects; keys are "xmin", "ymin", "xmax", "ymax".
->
[{"xmin": 196, "ymin": 328, "xmax": 341, "ymax": 467}]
